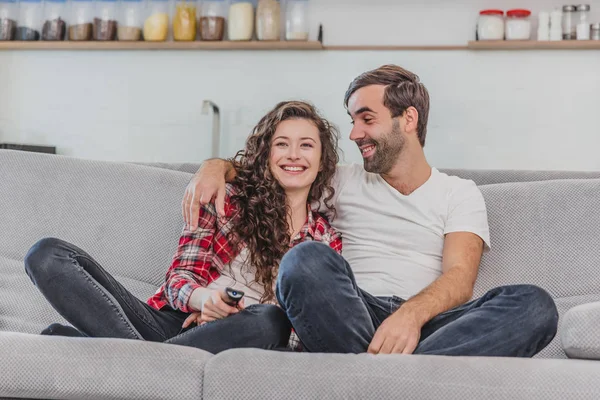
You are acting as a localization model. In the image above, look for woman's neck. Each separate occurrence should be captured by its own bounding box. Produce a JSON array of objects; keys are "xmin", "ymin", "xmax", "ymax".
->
[{"xmin": 285, "ymin": 189, "xmax": 309, "ymax": 238}]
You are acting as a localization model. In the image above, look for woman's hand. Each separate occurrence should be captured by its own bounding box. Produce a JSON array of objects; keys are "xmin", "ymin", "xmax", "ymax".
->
[{"xmin": 182, "ymin": 290, "xmax": 245, "ymax": 328}]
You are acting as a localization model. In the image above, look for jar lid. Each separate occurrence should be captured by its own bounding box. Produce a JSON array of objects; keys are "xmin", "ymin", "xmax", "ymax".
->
[
  {"xmin": 576, "ymin": 4, "xmax": 591, "ymax": 11},
  {"xmin": 592, "ymin": 23, "xmax": 600, "ymax": 29},
  {"xmin": 479, "ymin": 9, "xmax": 504, "ymax": 16},
  {"xmin": 507, "ymin": 9, "xmax": 531, "ymax": 18},
  {"xmin": 563, "ymin": 5, "xmax": 576, "ymax": 11}
]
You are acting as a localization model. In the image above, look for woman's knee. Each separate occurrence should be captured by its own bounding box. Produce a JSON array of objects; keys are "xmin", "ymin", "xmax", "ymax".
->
[{"xmin": 24, "ymin": 237, "xmax": 71, "ymax": 280}]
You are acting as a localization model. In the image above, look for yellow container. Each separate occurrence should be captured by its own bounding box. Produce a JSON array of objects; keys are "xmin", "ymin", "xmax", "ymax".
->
[
  {"xmin": 144, "ymin": 12, "xmax": 169, "ymax": 41},
  {"xmin": 173, "ymin": 2, "xmax": 197, "ymax": 41}
]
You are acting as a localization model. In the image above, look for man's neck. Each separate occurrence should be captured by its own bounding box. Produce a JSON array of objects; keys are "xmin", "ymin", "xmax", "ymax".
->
[{"xmin": 380, "ymin": 147, "xmax": 432, "ymax": 196}]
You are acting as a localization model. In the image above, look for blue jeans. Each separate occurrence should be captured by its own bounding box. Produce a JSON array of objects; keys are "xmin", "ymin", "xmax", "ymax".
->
[
  {"xmin": 24, "ymin": 238, "xmax": 291, "ymax": 354},
  {"xmin": 276, "ymin": 242, "xmax": 559, "ymax": 356}
]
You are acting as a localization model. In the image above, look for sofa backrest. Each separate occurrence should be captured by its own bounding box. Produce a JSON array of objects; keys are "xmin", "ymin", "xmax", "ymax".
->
[
  {"xmin": 0, "ymin": 150, "xmax": 190, "ymax": 288},
  {"xmin": 138, "ymin": 162, "xmax": 600, "ymax": 186},
  {"xmin": 475, "ymin": 179, "xmax": 600, "ymax": 358}
]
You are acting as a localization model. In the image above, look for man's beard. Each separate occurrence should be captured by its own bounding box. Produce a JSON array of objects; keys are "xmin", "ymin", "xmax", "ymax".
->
[{"xmin": 358, "ymin": 119, "xmax": 405, "ymax": 174}]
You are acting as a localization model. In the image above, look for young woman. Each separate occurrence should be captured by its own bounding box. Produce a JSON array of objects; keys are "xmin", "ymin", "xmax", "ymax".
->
[{"xmin": 24, "ymin": 101, "xmax": 341, "ymax": 354}]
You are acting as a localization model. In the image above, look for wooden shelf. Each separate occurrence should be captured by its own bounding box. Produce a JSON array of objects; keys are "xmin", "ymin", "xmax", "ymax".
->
[
  {"xmin": 468, "ymin": 40, "xmax": 600, "ymax": 50},
  {"xmin": 0, "ymin": 40, "xmax": 324, "ymax": 50},
  {"xmin": 325, "ymin": 45, "xmax": 467, "ymax": 51},
  {"xmin": 1, "ymin": 40, "xmax": 598, "ymax": 51}
]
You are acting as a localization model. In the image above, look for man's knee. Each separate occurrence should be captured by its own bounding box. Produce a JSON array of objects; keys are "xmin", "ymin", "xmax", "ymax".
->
[
  {"xmin": 278, "ymin": 242, "xmax": 343, "ymax": 287},
  {"xmin": 515, "ymin": 284, "xmax": 559, "ymax": 337}
]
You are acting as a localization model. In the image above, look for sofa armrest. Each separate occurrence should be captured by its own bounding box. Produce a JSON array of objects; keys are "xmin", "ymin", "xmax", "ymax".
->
[
  {"xmin": 562, "ymin": 302, "xmax": 600, "ymax": 360},
  {"xmin": 0, "ymin": 331, "xmax": 211, "ymax": 400}
]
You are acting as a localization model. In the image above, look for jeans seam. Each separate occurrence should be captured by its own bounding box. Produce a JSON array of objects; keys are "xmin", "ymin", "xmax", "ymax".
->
[
  {"xmin": 76, "ymin": 254, "xmax": 169, "ymax": 340},
  {"xmin": 69, "ymin": 253, "xmax": 144, "ymax": 340}
]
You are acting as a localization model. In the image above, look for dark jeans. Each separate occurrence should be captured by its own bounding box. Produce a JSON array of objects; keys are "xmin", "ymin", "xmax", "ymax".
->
[
  {"xmin": 276, "ymin": 242, "xmax": 559, "ymax": 356},
  {"xmin": 24, "ymin": 237, "xmax": 291, "ymax": 354}
]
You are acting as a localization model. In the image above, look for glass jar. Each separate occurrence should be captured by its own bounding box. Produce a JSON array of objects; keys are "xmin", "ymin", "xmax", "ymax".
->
[
  {"xmin": 42, "ymin": 0, "xmax": 67, "ymax": 40},
  {"xmin": 477, "ymin": 9, "xmax": 504, "ymax": 40},
  {"xmin": 592, "ymin": 23, "xmax": 600, "ymax": 40},
  {"xmin": 0, "ymin": 0, "xmax": 18, "ymax": 41},
  {"xmin": 17, "ymin": 0, "xmax": 42, "ymax": 40},
  {"xmin": 94, "ymin": 0, "xmax": 118, "ymax": 40},
  {"xmin": 199, "ymin": 0, "xmax": 226, "ymax": 41},
  {"xmin": 576, "ymin": 4, "xmax": 590, "ymax": 40},
  {"xmin": 70, "ymin": 0, "xmax": 94, "ymax": 40},
  {"xmin": 256, "ymin": 0, "xmax": 279, "ymax": 41},
  {"xmin": 173, "ymin": 0, "xmax": 196, "ymax": 41},
  {"xmin": 144, "ymin": 0, "xmax": 169, "ymax": 41},
  {"xmin": 118, "ymin": 0, "xmax": 143, "ymax": 40},
  {"xmin": 562, "ymin": 5, "xmax": 576, "ymax": 40},
  {"xmin": 505, "ymin": 9, "xmax": 531, "ymax": 40},
  {"xmin": 285, "ymin": 0, "xmax": 308, "ymax": 40},
  {"xmin": 228, "ymin": 0, "xmax": 253, "ymax": 41}
]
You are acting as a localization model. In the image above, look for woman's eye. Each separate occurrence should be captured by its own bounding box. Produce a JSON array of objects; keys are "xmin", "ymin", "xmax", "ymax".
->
[
  {"xmin": 301, "ymin": 143, "xmax": 313, "ymax": 148},
  {"xmin": 275, "ymin": 142, "xmax": 287, "ymax": 147}
]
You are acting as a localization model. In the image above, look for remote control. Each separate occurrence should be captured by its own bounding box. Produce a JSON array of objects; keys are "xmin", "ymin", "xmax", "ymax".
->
[{"xmin": 225, "ymin": 287, "xmax": 245, "ymax": 306}]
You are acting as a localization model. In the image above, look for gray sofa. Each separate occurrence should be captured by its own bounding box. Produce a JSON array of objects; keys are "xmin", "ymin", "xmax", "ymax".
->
[{"xmin": 2, "ymin": 148, "xmax": 600, "ymax": 400}]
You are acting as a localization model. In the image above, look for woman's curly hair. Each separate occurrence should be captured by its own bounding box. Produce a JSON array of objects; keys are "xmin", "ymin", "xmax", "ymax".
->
[{"xmin": 229, "ymin": 101, "xmax": 340, "ymax": 303}]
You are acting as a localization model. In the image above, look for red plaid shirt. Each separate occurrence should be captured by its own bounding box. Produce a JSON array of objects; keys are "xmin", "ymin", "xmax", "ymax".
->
[{"xmin": 147, "ymin": 183, "xmax": 342, "ymax": 312}]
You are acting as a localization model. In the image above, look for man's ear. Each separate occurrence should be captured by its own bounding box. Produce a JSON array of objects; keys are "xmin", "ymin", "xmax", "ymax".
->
[{"xmin": 403, "ymin": 106, "xmax": 419, "ymax": 136}]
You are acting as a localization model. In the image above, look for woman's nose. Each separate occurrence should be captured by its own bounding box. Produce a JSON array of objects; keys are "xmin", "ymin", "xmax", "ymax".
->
[{"xmin": 286, "ymin": 146, "xmax": 300, "ymax": 160}]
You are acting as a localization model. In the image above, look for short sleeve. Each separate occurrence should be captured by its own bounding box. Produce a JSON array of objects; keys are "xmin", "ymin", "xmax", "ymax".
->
[{"xmin": 445, "ymin": 179, "xmax": 491, "ymax": 251}]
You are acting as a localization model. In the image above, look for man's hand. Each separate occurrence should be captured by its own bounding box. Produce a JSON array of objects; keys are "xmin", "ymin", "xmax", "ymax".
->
[
  {"xmin": 368, "ymin": 307, "xmax": 423, "ymax": 355},
  {"xmin": 182, "ymin": 160, "xmax": 229, "ymax": 230}
]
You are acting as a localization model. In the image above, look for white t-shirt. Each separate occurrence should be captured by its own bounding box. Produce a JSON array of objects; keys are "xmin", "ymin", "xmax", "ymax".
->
[{"xmin": 324, "ymin": 164, "xmax": 491, "ymax": 299}]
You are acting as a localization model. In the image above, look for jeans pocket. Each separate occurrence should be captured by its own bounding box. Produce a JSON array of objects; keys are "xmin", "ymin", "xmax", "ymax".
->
[{"xmin": 390, "ymin": 296, "xmax": 404, "ymax": 313}]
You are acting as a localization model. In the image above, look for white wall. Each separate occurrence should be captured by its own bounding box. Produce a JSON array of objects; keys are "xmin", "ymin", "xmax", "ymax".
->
[{"xmin": 1, "ymin": 0, "xmax": 599, "ymax": 170}]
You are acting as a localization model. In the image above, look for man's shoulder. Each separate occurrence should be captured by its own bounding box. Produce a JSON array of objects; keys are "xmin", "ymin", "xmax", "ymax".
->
[{"xmin": 432, "ymin": 168, "xmax": 480, "ymax": 194}]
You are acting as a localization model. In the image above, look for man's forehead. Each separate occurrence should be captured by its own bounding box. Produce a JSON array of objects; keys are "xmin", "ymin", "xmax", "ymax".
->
[{"xmin": 347, "ymin": 85, "xmax": 385, "ymax": 114}]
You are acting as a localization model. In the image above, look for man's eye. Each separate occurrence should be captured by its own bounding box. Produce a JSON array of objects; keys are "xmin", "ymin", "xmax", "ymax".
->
[{"xmin": 364, "ymin": 119, "xmax": 373, "ymax": 124}]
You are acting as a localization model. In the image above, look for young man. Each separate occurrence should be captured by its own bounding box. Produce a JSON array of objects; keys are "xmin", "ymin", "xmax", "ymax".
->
[{"xmin": 182, "ymin": 65, "xmax": 558, "ymax": 356}]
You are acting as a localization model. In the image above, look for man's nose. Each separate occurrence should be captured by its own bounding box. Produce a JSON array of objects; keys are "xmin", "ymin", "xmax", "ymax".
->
[{"xmin": 349, "ymin": 125, "xmax": 364, "ymax": 142}]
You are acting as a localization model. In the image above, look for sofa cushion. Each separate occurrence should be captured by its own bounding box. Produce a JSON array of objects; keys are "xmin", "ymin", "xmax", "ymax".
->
[
  {"xmin": 204, "ymin": 348, "xmax": 600, "ymax": 399},
  {"xmin": 561, "ymin": 302, "xmax": 600, "ymax": 360},
  {"xmin": 474, "ymin": 179, "xmax": 600, "ymax": 358},
  {"xmin": 0, "ymin": 332, "xmax": 210, "ymax": 400}
]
